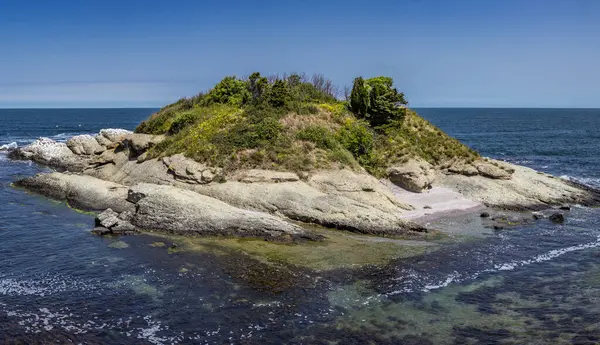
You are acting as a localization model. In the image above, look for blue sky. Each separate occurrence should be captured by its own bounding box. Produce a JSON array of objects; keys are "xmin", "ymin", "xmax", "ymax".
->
[{"xmin": 0, "ymin": 0, "xmax": 598, "ymax": 108}]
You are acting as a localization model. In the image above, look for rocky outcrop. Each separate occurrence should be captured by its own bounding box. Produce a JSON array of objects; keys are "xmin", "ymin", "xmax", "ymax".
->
[
  {"xmin": 387, "ymin": 159, "xmax": 436, "ymax": 193},
  {"xmin": 437, "ymin": 162, "xmax": 600, "ymax": 210},
  {"xmin": 445, "ymin": 158, "xmax": 515, "ymax": 180},
  {"xmin": 15, "ymin": 172, "xmax": 321, "ymax": 241},
  {"xmin": 129, "ymin": 183, "xmax": 319, "ymax": 241},
  {"xmin": 123, "ymin": 133, "xmax": 165, "ymax": 155},
  {"xmin": 163, "ymin": 154, "xmax": 222, "ymax": 184},
  {"xmin": 473, "ymin": 161, "xmax": 512, "ymax": 180},
  {"xmin": 14, "ymin": 172, "xmax": 133, "ymax": 212},
  {"xmin": 186, "ymin": 178, "xmax": 425, "ymax": 236},
  {"xmin": 67, "ymin": 135, "xmax": 105, "ymax": 155},
  {"xmin": 9, "ymin": 138, "xmax": 89, "ymax": 171}
]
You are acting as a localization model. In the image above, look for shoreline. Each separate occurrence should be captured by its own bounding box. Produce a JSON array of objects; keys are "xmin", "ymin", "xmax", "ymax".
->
[{"xmin": 6, "ymin": 129, "xmax": 600, "ymax": 270}]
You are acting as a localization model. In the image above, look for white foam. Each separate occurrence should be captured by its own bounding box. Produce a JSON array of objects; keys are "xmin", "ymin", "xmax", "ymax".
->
[
  {"xmin": 0, "ymin": 142, "xmax": 17, "ymax": 151},
  {"xmin": 560, "ymin": 175, "xmax": 600, "ymax": 188},
  {"xmin": 387, "ymin": 236, "xmax": 600, "ymax": 296}
]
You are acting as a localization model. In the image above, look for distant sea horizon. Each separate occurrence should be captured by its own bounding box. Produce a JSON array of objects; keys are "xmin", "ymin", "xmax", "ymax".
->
[{"xmin": 1, "ymin": 106, "xmax": 600, "ymax": 110}]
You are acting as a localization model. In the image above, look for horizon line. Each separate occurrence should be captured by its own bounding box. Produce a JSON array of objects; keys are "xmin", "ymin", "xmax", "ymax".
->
[{"xmin": 1, "ymin": 106, "xmax": 600, "ymax": 110}]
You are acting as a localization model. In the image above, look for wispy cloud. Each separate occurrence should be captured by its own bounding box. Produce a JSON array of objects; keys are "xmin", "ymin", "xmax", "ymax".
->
[{"xmin": 0, "ymin": 81, "xmax": 197, "ymax": 107}]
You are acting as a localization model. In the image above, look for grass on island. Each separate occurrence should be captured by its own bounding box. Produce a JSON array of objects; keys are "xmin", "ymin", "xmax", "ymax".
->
[{"xmin": 136, "ymin": 72, "xmax": 478, "ymax": 177}]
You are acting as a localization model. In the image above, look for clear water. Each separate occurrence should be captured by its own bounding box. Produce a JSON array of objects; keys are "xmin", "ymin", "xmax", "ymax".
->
[{"xmin": 0, "ymin": 108, "xmax": 599, "ymax": 344}]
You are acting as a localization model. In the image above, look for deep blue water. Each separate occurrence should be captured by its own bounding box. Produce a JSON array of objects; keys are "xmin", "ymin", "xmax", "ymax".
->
[{"xmin": 0, "ymin": 108, "xmax": 599, "ymax": 344}]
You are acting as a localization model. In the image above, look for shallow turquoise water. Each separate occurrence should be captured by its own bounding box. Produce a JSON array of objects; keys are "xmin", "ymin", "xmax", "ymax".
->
[{"xmin": 0, "ymin": 108, "xmax": 599, "ymax": 344}]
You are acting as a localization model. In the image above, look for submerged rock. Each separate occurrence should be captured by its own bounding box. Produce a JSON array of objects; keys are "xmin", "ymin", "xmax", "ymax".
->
[{"xmin": 549, "ymin": 213, "xmax": 565, "ymax": 224}]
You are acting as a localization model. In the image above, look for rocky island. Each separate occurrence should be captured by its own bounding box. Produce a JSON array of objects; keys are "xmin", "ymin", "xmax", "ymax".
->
[{"xmin": 9, "ymin": 73, "xmax": 600, "ymax": 268}]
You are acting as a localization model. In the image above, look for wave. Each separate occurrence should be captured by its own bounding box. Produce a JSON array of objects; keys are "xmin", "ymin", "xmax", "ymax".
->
[
  {"xmin": 560, "ymin": 175, "xmax": 600, "ymax": 188},
  {"xmin": 0, "ymin": 142, "xmax": 17, "ymax": 151},
  {"xmin": 387, "ymin": 236, "xmax": 600, "ymax": 296}
]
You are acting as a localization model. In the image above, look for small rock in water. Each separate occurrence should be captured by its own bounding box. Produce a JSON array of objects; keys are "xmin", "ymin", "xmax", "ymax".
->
[
  {"xmin": 549, "ymin": 213, "xmax": 565, "ymax": 224},
  {"xmin": 91, "ymin": 226, "xmax": 111, "ymax": 236},
  {"xmin": 493, "ymin": 225, "xmax": 504, "ymax": 230},
  {"xmin": 532, "ymin": 212, "xmax": 544, "ymax": 220},
  {"xmin": 480, "ymin": 212, "xmax": 490, "ymax": 218},
  {"xmin": 559, "ymin": 205, "xmax": 571, "ymax": 211},
  {"xmin": 423, "ymin": 205, "xmax": 432, "ymax": 209}
]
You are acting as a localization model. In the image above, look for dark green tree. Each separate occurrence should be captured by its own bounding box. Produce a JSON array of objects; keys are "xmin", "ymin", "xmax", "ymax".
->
[
  {"xmin": 349, "ymin": 76, "xmax": 407, "ymax": 127},
  {"xmin": 350, "ymin": 77, "xmax": 370, "ymax": 118},
  {"xmin": 248, "ymin": 72, "xmax": 269, "ymax": 102},
  {"xmin": 366, "ymin": 76, "xmax": 407, "ymax": 127},
  {"xmin": 268, "ymin": 79, "xmax": 291, "ymax": 108}
]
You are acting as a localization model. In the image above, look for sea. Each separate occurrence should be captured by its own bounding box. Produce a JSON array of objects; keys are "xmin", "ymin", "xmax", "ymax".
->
[{"xmin": 0, "ymin": 108, "xmax": 599, "ymax": 344}]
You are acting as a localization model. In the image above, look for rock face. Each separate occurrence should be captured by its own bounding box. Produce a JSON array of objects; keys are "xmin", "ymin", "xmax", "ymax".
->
[
  {"xmin": 14, "ymin": 172, "xmax": 133, "ymax": 213},
  {"xmin": 186, "ymin": 176, "xmax": 425, "ymax": 236},
  {"xmin": 163, "ymin": 154, "xmax": 222, "ymax": 184},
  {"xmin": 129, "ymin": 183, "xmax": 318, "ymax": 240},
  {"xmin": 15, "ymin": 172, "xmax": 321, "ymax": 241},
  {"xmin": 387, "ymin": 159, "xmax": 436, "ymax": 193}
]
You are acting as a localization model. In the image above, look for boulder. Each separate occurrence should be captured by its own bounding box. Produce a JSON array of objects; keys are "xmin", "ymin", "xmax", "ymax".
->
[
  {"xmin": 96, "ymin": 208, "xmax": 120, "ymax": 228},
  {"xmin": 163, "ymin": 154, "xmax": 222, "ymax": 184},
  {"xmin": 387, "ymin": 159, "xmax": 436, "ymax": 193},
  {"xmin": 98, "ymin": 129, "xmax": 132, "ymax": 143},
  {"xmin": 480, "ymin": 211, "xmax": 490, "ymax": 218},
  {"xmin": 123, "ymin": 133, "xmax": 165, "ymax": 154},
  {"xmin": 67, "ymin": 134, "xmax": 106, "ymax": 155},
  {"xmin": 95, "ymin": 209, "xmax": 138, "ymax": 235},
  {"xmin": 128, "ymin": 183, "xmax": 320, "ymax": 241}
]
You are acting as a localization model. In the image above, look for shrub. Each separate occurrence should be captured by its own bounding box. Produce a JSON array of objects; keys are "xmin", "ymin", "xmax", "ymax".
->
[
  {"xmin": 168, "ymin": 110, "xmax": 200, "ymax": 135},
  {"xmin": 336, "ymin": 120, "xmax": 374, "ymax": 158},
  {"xmin": 296, "ymin": 126, "xmax": 338, "ymax": 150},
  {"xmin": 206, "ymin": 76, "xmax": 250, "ymax": 106}
]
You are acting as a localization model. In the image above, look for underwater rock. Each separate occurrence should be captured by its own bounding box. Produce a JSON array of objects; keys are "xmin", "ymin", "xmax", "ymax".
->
[{"xmin": 549, "ymin": 213, "xmax": 565, "ymax": 224}]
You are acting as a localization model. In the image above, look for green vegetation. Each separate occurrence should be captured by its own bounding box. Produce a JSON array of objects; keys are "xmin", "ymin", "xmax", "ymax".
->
[{"xmin": 137, "ymin": 72, "xmax": 479, "ymax": 176}]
